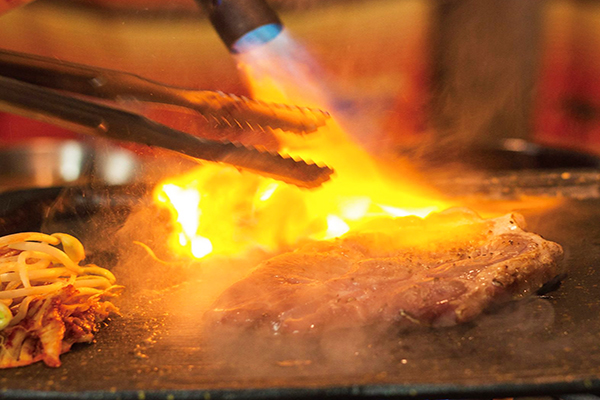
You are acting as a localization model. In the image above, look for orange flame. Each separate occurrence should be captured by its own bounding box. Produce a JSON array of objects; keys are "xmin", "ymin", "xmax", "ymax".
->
[{"xmin": 153, "ymin": 32, "xmax": 450, "ymax": 260}]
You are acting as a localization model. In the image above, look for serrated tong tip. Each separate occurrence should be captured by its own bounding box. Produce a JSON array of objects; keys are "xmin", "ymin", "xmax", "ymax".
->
[{"xmin": 0, "ymin": 49, "xmax": 335, "ymax": 188}]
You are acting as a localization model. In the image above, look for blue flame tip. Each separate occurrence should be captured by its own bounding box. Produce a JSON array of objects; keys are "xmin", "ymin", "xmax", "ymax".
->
[{"xmin": 231, "ymin": 23, "xmax": 283, "ymax": 53}]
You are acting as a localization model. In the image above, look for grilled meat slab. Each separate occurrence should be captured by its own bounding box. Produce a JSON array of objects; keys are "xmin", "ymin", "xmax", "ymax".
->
[{"xmin": 205, "ymin": 209, "xmax": 563, "ymax": 334}]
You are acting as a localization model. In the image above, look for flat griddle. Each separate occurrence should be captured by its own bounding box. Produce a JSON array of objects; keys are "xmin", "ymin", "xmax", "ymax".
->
[{"xmin": 1, "ymin": 182, "xmax": 600, "ymax": 399}]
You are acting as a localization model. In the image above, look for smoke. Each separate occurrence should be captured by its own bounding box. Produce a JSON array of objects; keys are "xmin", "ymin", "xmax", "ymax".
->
[
  {"xmin": 93, "ymin": 202, "xmax": 565, "ymax": 385},
  {"xmin": 422, "ymin": 0, "xmax": 544, "ymax": 168}
]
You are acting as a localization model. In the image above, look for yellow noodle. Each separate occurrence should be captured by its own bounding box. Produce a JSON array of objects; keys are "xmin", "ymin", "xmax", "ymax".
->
[
  {"xmin": 15, "ymin": 250, "xmax": 54, "ymax": 261},
  {"xmin": 23, "ymin": 259, "xmax": 52, "ymax": 270},
  {"xmin": 21, "ymin": 251, "xmax": 55, "ymax": 270},
  {"xmin": 8, "ymin": 242, "xmax": 83, "ymax": 274},
  {"xmin": 73, "ymin": 277, "xmax": 112, "ymax": 290},
  {"xmin": 0, "ymin": 263, "xmax": 19, "ymax": 274},
  {"xmin": 0, "ymin": 254, "xmax": 52, "ymax": 274},
  {"xmin": 17, "ymin": 252, "xmax": 32, "ymax": 289},
  {"xmin": 5, "ymin": 281, "xmax": 21, "ymax": 291},
  {"xmin": 0, "ymin": 281, "xmax": 66, "ymax": 300},
  {"xmin": 7, "ymin": 296, "xmax": 33, "ymax": 327},
  {"xmin": 81, "ymin": 265, "xmax": 116, "ymax": 285},
  {"xmin": 0, "ymin": 268, "xmax": 72, "ymax": 283},
  {"xmin": 51, "ymin": 233, "xmax": 85, "ymax": 263},
  {"xmin": 133, "ymin": 240, "xmax": 185, "ymax": 265},
  {"xmin": 0, "ymin": 233, "xmax": 59, "ymax": 248}
]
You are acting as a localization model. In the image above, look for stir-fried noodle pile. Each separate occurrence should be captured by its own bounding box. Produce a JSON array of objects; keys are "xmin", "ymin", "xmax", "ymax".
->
[{"xmin": 0, "ymin": 232, "xmax": 120, "ymax": 368}]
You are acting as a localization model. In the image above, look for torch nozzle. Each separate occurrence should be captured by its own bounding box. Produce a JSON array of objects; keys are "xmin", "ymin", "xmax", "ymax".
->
[{"xmin": 198, "ymin": 0, "xmax": 283, "ymax": 53}]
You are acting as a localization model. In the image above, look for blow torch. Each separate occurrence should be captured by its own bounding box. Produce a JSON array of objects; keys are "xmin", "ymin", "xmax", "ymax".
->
[{"xmin": 197, "ymin": 0, "xmax": 284, "ymax": 53}]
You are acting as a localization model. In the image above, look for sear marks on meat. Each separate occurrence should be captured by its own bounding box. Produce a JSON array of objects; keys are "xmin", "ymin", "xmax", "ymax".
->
[
  {"xmin": 0, "ymin": 286, "xmax": 120, "ymax": 368},
  {"xmin": 204, "ymin": 209, "xmax": 564, "ymax": 334}
]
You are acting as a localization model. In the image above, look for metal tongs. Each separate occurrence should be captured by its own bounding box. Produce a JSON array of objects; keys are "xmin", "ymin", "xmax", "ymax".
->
[{"xmin": 0, "ymin": 49, "xmax": 333, "ymax": 188}]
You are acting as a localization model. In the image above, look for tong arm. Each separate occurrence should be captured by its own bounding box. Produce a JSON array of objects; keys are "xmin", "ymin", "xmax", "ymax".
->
[
  {"xmin": 0, "ymin": 49, "xmax": 330, "ymax": 134},
  {"xmin": 0, "ymin": 75, "xmax": 333, "ymax": 188}
]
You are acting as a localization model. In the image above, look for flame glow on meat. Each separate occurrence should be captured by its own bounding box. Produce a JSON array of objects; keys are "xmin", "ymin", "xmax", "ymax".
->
[
  {"xmin": 154, "ymin": 33, "xmax": 449, "ymax": 260},
  {"xmin": 204, "ymin": 209, "xmax": 564, "ymax": 334}
]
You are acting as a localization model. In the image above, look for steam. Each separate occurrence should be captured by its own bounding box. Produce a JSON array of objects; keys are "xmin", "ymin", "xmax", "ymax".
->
[
  {"xmin": 424, "ymin": 0, "xmax": 543, "ymax": 166},
  {"xmin": 97, "ymin": 200, "xmax": 562, "ymax": 384}
]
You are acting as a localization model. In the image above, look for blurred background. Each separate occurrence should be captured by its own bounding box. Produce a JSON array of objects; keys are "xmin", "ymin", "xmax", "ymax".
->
[{"xmin": 0, "ymin": 0, "xmax": 599, "ymax": 187}]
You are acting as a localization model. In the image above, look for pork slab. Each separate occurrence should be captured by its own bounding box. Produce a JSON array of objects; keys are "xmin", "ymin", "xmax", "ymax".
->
[{"xmin": 204, "ymin": 209, "xmax": 564, "ymax": 334}]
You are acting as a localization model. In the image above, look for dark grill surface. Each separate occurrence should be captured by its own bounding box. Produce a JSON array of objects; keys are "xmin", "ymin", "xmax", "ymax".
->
[{"xmin": 1, "ymin": 185, "xmax": 600, "ymax": 400}]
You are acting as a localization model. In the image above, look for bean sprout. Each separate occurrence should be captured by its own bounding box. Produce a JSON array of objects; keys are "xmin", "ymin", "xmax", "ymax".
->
[{"xmin": 0, "ymin": 232, "xmax": 117, "ymax": 332}]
